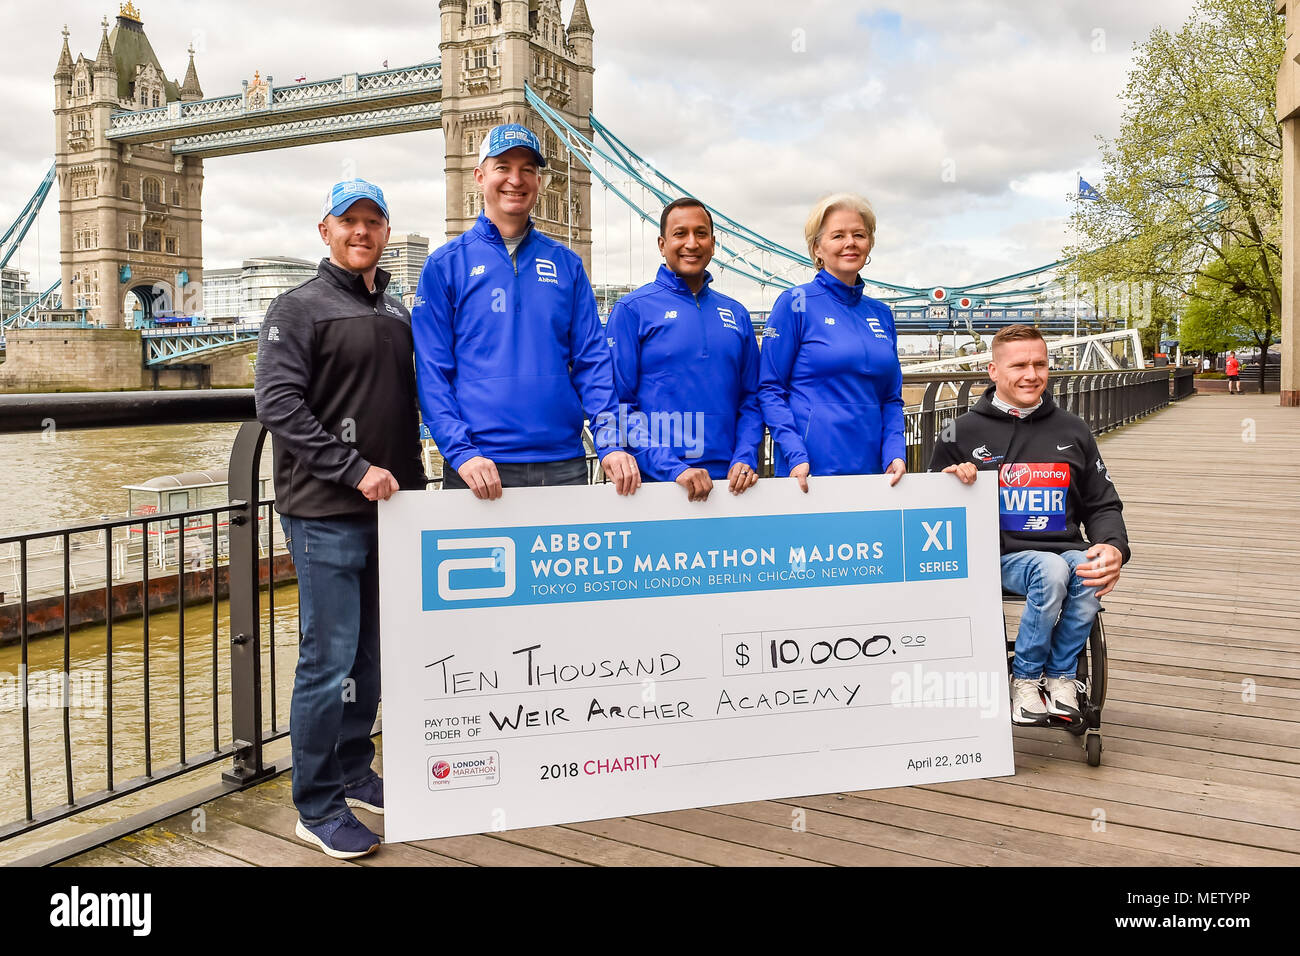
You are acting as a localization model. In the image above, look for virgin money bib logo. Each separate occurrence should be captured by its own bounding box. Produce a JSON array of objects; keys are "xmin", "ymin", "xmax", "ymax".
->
[{"xmin": 998, "ymin": 462, "xmax": 1069, "ymax": 532}]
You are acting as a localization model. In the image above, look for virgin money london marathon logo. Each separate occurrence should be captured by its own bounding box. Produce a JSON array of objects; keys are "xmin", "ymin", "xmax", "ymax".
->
[{"xmin": 428, "ymin": 752, "xmax": 500, "ymax": 790}]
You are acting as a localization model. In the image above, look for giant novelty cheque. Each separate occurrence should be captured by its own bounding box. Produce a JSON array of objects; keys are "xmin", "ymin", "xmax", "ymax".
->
[{"xmin": 378, "ymin": 473, "xmax": 1013, "ymax": 843}]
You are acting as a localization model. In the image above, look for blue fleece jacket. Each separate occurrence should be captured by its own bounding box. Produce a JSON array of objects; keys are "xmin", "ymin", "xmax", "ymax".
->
[
  {"xmin": 606, "ymin": 265, "xmax": 764, "ymax": 481},
  {"xmin": 758, "ymin": 269, "xmax": 906, "ymax": 476},
  {"xmin": 411, "ymin": 214, "xmax": 621, "ymax": 470}
]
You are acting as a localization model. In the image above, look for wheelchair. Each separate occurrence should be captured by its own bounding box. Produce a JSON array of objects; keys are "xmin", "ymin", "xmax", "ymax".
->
[{"xmin": 1002, "ymin": 591, "xmax": 1107, "ymax": 766}]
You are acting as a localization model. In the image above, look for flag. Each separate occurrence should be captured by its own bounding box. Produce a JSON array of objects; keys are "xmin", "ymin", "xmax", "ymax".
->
[
  {"xmin": 1078, "ymin": 177, "xmax": 1101, "ymax": 201},
  {"xmin": 294, "ymin": 75, "xmax": 306, "ymax": 83},
  {"xmin": 383, "ymin": 59, "xmax": 389, "ymax": 68}
]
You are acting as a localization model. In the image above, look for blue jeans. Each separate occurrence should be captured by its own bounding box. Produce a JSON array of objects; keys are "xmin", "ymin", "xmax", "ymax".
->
[
  {"xmin": 1000, "ymin": 549, "xmax": 1101, "ymax": 680},
  {"xmin": 441, "ymin": 456, "xmax": 588, "ymax": 489},
  {"xmin": 281, "ymin": 514, "xmax": 381, "ymax": 825}
]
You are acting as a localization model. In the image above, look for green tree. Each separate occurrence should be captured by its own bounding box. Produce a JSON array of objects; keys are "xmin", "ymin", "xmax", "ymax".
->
[
  {"xmin": 1065, "ymin": 0, "xmax": 1283, "ymax": 381},
  {"xmin": 1180, "ymin": 244, "xmax": 1280, "ymax": 389},
  {"xmin": 1177, "ymin": 307, "xmax": 1238, "ymax": 357}
]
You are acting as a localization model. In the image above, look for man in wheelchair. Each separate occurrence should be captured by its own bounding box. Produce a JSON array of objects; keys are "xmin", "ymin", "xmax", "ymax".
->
[{"xmin": 930, "ymin": 325, "xmax": 1130, "ymax": 726}]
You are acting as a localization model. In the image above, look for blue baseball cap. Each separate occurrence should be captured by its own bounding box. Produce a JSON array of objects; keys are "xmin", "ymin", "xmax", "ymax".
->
[
  {"xmin": 321, "ymin": 179, "xmax": 390, "ymax": 221},
  {"xmin": 478, "ymin": 123, "xmax": 547, "ymax": 168}
]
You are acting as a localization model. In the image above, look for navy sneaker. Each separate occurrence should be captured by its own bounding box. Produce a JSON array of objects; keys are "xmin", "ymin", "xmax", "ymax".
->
[
  {"xmin": 295, "ymin": 810, "xmax": 380, "ymax": 859},
  {"xmin": 345, "ymin": 775, "xmax": 384, "ymax": 815}
]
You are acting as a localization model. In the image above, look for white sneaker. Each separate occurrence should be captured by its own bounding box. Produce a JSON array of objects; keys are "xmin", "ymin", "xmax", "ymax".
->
[
  {"xmin": 1043, "ymin": 676, "xmax": 1083, "ymax": 720},
  {"xmin": 1010, "ymin": 677, "xmax": 1049, "ymax": 725}
]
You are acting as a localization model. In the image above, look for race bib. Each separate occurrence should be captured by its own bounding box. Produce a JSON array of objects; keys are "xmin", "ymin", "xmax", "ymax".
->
[{"xmin": 998, "ymin": 462, "xmax": 1068, "ymax": 532}]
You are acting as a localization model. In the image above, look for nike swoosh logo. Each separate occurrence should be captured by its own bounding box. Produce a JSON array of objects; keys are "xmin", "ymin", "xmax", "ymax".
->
[{"xmin": 1056, "ymin": 444, "xmax": 1073, "ymax": 451}]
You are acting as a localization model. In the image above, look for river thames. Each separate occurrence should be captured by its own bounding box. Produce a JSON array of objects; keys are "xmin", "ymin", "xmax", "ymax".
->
[{"xmin": 0, "ymin": 422, "xmax": 298, "ymax": 863}]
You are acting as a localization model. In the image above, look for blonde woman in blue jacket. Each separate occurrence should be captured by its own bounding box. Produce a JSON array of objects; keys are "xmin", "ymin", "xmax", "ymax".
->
[{"xmin": 759, "ymin": 193, "xmax": 906, "ymax": 492}]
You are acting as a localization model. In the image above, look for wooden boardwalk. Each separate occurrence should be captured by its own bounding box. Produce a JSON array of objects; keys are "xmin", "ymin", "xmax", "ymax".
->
[{"xmin": 62, "ymin": 394, "xmax": 1300, "ymax": 867}]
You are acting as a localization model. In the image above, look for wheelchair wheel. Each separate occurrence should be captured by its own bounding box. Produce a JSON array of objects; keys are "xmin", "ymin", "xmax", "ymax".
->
[
  {"xmin": 1089, "ymin": 614, "xmax": 1108, "ymax": 710},
  {"xmin": 1086, "ymin": 733, "xmax": 1102, "ymax": 767}
]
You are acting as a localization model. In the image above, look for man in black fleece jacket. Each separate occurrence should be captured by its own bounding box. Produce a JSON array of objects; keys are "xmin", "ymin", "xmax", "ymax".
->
[
  {"xmin": 930, "ymin": 325, "xmax": 1130, "ymax": 726},
  {"xmin": 255, "ymin": 179, "xmax": 425, "ymax": 859}
]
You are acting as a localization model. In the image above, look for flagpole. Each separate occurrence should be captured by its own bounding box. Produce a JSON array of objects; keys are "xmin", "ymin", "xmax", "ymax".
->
[{"xmin": 1073, "ymin": 172, "xmax": 1080, "ymax": 367}]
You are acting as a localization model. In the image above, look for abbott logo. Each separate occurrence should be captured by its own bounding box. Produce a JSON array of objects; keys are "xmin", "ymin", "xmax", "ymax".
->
[
  {"xmin": 436, "ymin": 536, "xmax": 516, "ymax": 601},
  {"xmin": 535, "ymin": 258, "xmax": 558, "ymax": 283}
]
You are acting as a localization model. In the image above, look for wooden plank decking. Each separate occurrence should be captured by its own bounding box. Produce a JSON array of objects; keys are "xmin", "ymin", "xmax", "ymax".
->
[{"xmin": 61, "ymin": 394, "xmax": 1300, "ymax": 867}]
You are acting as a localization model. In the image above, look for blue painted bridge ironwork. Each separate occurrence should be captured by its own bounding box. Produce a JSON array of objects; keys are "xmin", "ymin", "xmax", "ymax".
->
[{"xmin": 142, "ymin": 323, "xmax": 261, "ymax": 366}]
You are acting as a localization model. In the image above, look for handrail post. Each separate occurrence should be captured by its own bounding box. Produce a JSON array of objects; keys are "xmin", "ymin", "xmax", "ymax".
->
[
  {"xmin": 918, "ymin": 380, "xmax": 941, "ymax": 472},
  {"xmin": 956, "ymin": 379, "xmax": 975, "ymax": 415},
  {"xmin": 223, "ymin": 420, "xmax": 276, "ymax": 786}
]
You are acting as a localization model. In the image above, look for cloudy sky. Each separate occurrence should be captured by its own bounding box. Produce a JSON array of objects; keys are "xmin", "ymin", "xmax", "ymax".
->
[{"xmin": 3, "ymin": 0, "xmax": 1201, "ymax": 310}]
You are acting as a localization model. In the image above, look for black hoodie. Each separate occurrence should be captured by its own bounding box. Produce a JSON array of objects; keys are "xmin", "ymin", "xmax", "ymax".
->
[
  {"xmin": 254, "ymin": 258, "xmax": 426, "ymax": 519},
  {"xmin": 929, "ymin": 385, "xmax": 1130, "ymax": 563}
]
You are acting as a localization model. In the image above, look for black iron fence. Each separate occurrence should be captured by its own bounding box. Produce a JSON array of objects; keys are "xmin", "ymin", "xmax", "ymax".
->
[
  {"xmin": 0, "ymin": 368, "xmax": 1186, "ymax": 850},
  {"xmin": 0, "ymin": 391, "xmax": 284, "ymax": 851}
]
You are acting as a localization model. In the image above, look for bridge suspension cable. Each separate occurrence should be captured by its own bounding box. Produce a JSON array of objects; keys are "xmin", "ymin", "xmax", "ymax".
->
[
  {"xmin": 527, "ymin": 88, "xmax": 1103, "ymax": 312},
  {"xmin": 3, "ymin": 163, "xmax": 60, "ymax": 326},
  {"xmin": 1, "ymin": 164, "xmax": 56, "ymax": 271},
  {"xmin": 526, "ymin": 86, "xmax": 806, "ymax": 294},
  {"xmin": 2, "ymin": 280, "xmax": 62, "ymax": 330}
]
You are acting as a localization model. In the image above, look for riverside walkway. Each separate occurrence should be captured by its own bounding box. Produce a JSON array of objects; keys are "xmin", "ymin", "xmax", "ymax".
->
[{"xmin": 61, "ymin": 394, "xmax": 1300, "ymax": 867}]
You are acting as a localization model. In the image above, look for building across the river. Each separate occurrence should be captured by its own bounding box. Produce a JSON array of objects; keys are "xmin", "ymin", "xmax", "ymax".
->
[
  {"xmin": 380, "ymin": 233, "xmax": 430, "ymax": 306},
  {"xmin": 1, "ymin": 268, "xmax": 39, "ymax": 317},
  {"xmin": 200, "ymin": 256, "xmax": 315, "ymax": 322}
]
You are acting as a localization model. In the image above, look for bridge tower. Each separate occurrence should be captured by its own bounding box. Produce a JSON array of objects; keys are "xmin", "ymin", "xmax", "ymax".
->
[
  {"xmin": 439, "ymin": 0, "xmax": 594, "ymax": 273},
  {"xmin": 53, "ymin": 5, "xmax": 204, "ymax": 329}
]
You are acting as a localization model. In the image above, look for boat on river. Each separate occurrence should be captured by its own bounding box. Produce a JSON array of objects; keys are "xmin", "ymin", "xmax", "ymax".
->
[{"xmin": 1, "ymin": 469, "xmax": 294, "ymax": 644}]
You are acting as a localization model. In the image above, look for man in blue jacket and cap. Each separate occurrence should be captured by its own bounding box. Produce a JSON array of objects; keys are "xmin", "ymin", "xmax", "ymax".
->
[{"xmin": 413, "ymin": 123, "xmax": 640, "ymax": 498}]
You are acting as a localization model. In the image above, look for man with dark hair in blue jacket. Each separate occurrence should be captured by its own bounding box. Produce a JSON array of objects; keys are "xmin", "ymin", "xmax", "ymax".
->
[
  {"xmin": 412, "ymin": 124, "xmax": 640, "ymax": 499},
  {"xmin": 606, "ymin": 197, "xmax": 763, "ymax": 501}
]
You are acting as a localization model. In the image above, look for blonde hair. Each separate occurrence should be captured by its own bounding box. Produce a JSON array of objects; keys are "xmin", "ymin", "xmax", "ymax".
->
[{"xmin": 804, "ymin": 193, "xmax": 877, "ymax": 269}]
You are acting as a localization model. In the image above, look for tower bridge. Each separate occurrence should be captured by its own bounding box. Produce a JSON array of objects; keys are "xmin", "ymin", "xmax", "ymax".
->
[
  {"xmin": 46, "ymin": 0, "xmax": 593, "ymax": 336},
  {"xmin": 105, "ymin": 64, "xmax": 444, "ymax": 156},
  {"xmin": 0, "ymin": 0, "xmax": 596, "ymax": 390}
]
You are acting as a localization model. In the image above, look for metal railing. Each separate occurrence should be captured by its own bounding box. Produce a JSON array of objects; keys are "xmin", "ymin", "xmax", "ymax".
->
[
  {"xmin": 903, "ymin": 369, "xmax": 1179, "ymax": 472},
  {"xmin": 0, "ymin": 368, "xmax": 1182, "ymax": 848},
  {"xmin": 749, "ymin": 368, "xmax": 1178, "ymax": 478},
  {"xmin": 0, "ymin": 391, "xmax": 282, "ymax": 847}
]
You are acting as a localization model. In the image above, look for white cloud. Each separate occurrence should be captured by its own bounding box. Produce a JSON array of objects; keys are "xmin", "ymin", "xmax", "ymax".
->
[{"xmin": 2, "ymin": 0, "xmax": 1204, "ymax": 313}]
